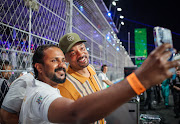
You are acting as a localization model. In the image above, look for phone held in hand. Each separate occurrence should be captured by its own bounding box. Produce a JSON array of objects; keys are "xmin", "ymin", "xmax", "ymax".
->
[
  {"xmin": 153, "ymin": 26, "xmax": 175, "ymax": 73},
  {"xmin": 153, "ymin": 26, "xmax": 173, "ymax": 48}
]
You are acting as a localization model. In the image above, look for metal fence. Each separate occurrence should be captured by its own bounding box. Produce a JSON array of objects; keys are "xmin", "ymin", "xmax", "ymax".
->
[{"xmin": 0, "ymin": 0, "xmax": 134, "ymax": 83}]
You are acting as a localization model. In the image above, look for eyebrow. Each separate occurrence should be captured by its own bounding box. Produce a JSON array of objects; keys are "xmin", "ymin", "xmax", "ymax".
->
[
  {"xmin": 80, "ymin": 43, "xmax": 84, "ymax": 46},
  {"xmin": 52, "ymin": 56, "xmax": 65, "ymax": 60},
  {"xmin": 69, "ymin": 49, "xmax": 74, "ymax": 53},
  {"xmin": 68, "ymin": 43, "xmax": 85, "ymax": 53}
]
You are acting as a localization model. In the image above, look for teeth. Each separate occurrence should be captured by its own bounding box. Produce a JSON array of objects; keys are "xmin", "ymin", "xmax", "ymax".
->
[
  {"xmin": 56, "ymin": 70, "xmax": 65, "ymax": 76},
  {"xmin": 79, "ymin": 57, "xmax": 85, "ymax": 62}
]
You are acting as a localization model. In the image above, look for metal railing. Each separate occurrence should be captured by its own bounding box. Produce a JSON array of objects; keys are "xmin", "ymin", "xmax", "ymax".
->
[{"xmin": 0, "ymin": 0, "xmax": 134, "ymax": 83}]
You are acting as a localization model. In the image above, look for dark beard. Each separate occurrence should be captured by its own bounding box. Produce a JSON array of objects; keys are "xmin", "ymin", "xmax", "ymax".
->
[
  {"xmin": 51, "ymin": 67, "xmax": 66, "ymax": 84},
  {"xmin": 78, "ymin": 61, "xmax": 89, "ymax": 68},
  {"xmin": 51, "ymin": 73, "xmax": 66, "ymax": 84}
]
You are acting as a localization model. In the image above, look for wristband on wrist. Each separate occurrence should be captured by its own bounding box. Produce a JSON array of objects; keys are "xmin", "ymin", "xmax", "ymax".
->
[{"xmin": 126, "ymin": 72, "xmax": 146, "ymax": 95}]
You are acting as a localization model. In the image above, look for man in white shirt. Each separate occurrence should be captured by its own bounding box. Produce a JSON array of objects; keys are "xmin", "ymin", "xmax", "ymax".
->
[
  {"xmin": 10, "ymin": 46, "xmax": 17, "ymax": 69},
  {"xmin": 19, "ymin": 43, "xmax": 179, "ymax": 124},
  {"xmin": 98, "ymin": 64, "xmax": 113, "ymax": 89},
  {"xmin": 1, "ymin": 72, "xmax": 34, "ymax": 123}
]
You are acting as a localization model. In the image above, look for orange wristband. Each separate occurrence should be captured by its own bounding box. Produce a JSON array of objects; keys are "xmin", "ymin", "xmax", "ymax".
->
[{"xmin": 126, "ymin": 72, "xmax": 146, "ymax": 95}]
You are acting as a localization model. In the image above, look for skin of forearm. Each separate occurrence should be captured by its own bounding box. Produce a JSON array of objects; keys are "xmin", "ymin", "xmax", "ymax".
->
[
  {"xmin": 67, "ymin": 78, "xmax": 136, "ymax": 123},
  {"xmin": 0, "ymin": 109, "xmax": 19, "ymax": 124},
  {"xmin": 173, "ymin": 85, "xmax": 180, "ymax": 91},
  {"xmin": 49, "ymin": 44, "xmax": 180, "ymax": 123},
  {"xmin": 102, "ymin": 80, "xmax": 113, "ymax": 85},
  {"xmin": 49, "ymin": 78, "xmax": 136, "ymax": 123}
]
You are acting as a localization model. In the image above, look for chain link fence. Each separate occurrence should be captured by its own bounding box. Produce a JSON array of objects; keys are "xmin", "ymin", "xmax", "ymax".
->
[{"xmin": 0, "ymin": 0, "xmax": 134, "ymax": 83}]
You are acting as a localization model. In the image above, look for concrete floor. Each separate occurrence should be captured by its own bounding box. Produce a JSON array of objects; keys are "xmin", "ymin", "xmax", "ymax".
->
[{"xmin": 140, "ymin": 94, "xmax": 180, "ymax": 124}]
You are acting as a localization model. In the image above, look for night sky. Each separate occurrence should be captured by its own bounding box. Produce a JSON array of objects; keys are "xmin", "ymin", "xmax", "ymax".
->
[{"xmin": 103, "ymin": 0, "xmax": 180, "ymax": 55}]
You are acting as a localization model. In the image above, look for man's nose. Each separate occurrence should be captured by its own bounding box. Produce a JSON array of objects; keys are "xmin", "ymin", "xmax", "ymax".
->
[
  {"xmin": 77, "ymin": 49, "xmax": 84, "ymax": 57},
  {"xmin": 58, "ymin": 61, "xmax": 67, "ymax": 70}
]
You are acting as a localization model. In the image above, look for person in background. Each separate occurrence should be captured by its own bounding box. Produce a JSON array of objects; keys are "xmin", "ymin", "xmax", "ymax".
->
[
  {"xmin": 0, "ymin": 60, "xmax": 12, "ymax": 81},
  {"xmin": 9, "ymin": 46, "xmax": 17, "ymax": 69},
  {"xmin": 98, "ymin": 64, "xmax": 113, "ymax": 89},
  {"xmin": 143, "ymin": 87, "xmax": 155, "ymax": 110},
  {"xmin": 0, "ymin": 60, "xmax": 11, "ymax": 106},
  {"xmin": 171, "ymin": 67, "xmax": 180, "ymax": 118},
  {"xmin": 1, "ymin": 51, "xmax": 9, "ymax": 61},
  {"xmin": 19, "ymin": 43, "xmax": 180, "ymax": 124},
  {"xmin": 0, "ymin": 68, "xmax": 34, "ymax": 124},
  {"xmin": 154, "ymin": 84, "xmax": 161, "ymax": 104},
  {"xmin": 161, "ymin": 78, "xmax": 171, "ymax": 108},
  {"xmin": 0, "ymin": 60, "xmax": 11, "ymax": 123}
]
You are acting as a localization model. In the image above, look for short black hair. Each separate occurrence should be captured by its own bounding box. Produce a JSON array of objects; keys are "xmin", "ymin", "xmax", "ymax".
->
[
  {"xmin": 101, "ymin": 64, "xmax": 107, "ymax": 72},
  {"xmin": 32, "ymin": 44, "xmax": 59, "ymax": 78},
  {"xmin": 0, "ymin": 60, "xmax": 10, "ymax": 70}
]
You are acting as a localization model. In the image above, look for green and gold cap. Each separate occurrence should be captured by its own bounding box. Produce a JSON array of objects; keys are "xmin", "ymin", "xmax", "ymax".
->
[{"xmin": 59, "ymin": 33, "xmax": 86, "ymax": 54}]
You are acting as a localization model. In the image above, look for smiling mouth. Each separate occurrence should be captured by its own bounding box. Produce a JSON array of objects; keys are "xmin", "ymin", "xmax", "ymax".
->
[
  {"xmin": 78, "ymin": 56, "xmax": 87, "ymax": 63},
  {"xmin": 56, "ymin": 70, "xmax": 66, "ymax": 78}
]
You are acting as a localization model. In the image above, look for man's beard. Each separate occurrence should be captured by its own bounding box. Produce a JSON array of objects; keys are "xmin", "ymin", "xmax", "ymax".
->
[
  {"xmin": 49, "ymin": 67, "xmax": 66, "ymax": 84},
  {"xmin": 78, "ymin": 61, "xmax": 89, "ymax": 68}
]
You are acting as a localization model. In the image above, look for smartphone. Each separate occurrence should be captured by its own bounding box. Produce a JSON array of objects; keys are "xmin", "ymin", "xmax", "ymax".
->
[
  {"xmin": 153, "ymin": 27, "xmax": 173, "ymax": 47},
  {"xmin": 153, "ymin": 26, "xmax": 175, "ymax": 73},
  {"xmin": 153, "ymin": 26, "xmax": 174, "ymax": 61}
]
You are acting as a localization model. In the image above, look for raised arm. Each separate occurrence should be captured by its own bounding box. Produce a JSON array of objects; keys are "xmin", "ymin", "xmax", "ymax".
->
[{"xmin": 48, "ymin": 43, "xmax": 180, "ymax": 123}]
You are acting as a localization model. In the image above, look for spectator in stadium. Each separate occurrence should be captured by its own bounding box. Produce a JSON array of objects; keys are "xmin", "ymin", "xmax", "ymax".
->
[
  {"xmin": 10, "ymin": 46, "xmax": 17, "ymax": 69},
  {"xmin": 0, "ymin": 60, "xmax": 11, "ymax": 123},
  {"xmin": 161, "ymin": 78, "xmax": 171, "ymax": 108},
  {"xmin": 0, "ymin": 60, "xmax": 11, "ymax": 106},
  {"xmin": 1, "ymin": 51, "xmax": 9, "ymax": 61},
  {"xmin": 144, "ymin": 87, "xmax": 155, "ymax": 110},
  {"xmin": 0, "ymin": 60, "xmax": 12, "ymax": 81},
  {"xmin": 0, "ymin": 69, "xmax": 34, "ymax": 124},
  {"xmin": 58, "ymin": 33, "xmax": 105, "ymax": 123},
  {"xmin": 154, "ymin": 84, "xmax": 161, "ymax": 104},
  {"xmin": 19, "ymin": 43, "xmax": 179, "ymax": 123},
  {"xmin": 98, "ymin": 64, "xmax": 113, "ymax": 89}
]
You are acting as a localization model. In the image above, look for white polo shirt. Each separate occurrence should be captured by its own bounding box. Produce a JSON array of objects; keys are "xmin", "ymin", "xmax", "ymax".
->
[
  {"xmin": 2, "ymin": 73, "xmax": 34, "ymax": 113},
  {"xmin": 98, "ymin": 72, "xmax": 109, "ymax": 89}
]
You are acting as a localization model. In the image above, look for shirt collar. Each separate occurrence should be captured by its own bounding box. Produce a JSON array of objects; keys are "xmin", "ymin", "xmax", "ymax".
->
[{"xmin": 67, "ymin": 65, "xmax": 96, "ymax": 83}]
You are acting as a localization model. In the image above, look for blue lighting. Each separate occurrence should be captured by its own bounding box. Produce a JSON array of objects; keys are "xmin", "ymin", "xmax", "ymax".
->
[
  {"xmin": 80, "ymin": 6, "xmax": 83, "ymax": 11},
  {"xmin": 87, "ymin": 47, "xmax": 89, "ymax": 51},
  {"xmin": 106, "ymin": 36, "xmax": 110, "ymax": 40},
  {"xmin": 108, "ymin": 12, "xmax": 111, "ymax": 17},
  {"xmin": 116, "ymin": 47, "xmax": 119, "ymax": 51}
]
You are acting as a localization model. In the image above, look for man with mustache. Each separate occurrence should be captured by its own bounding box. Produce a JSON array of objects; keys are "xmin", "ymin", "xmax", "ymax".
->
[{"xmin": 19, "ymin": 43, "xmax": 179, "ymax": 123}]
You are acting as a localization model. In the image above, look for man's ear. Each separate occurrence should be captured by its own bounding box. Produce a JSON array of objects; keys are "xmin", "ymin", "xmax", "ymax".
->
[{"xmin": 34, "ymin": 63, "xmax": 43, "ymax": 74}]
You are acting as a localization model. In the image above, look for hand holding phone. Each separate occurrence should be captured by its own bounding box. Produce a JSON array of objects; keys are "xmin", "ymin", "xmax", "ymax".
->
[
  {"xmin": 153, "ymin": 27, "xmax": 173, "ymax": 46},
  {"xmin": 153, "ymin": 26, "xmax": 175, "ymax": 60},
  {"xmin": 153, "ymin": 26, "xmax": 175, "ymax": 73}
]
